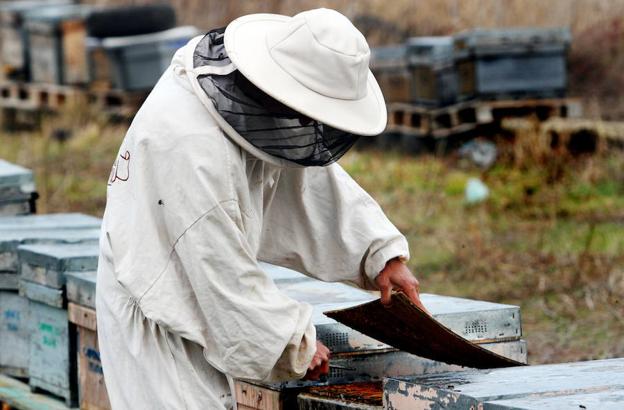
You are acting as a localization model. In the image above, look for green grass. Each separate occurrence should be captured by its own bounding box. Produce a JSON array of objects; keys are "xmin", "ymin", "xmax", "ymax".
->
[{"xmin": 1, "ymin": 118, "xmax": 623, "ymax": 364}]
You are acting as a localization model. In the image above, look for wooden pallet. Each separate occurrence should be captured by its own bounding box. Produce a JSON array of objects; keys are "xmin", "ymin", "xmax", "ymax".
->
[
  {"xmin": 428, "ymin": 97, "xmax": 583, "ymax": 138},
  {"xmin": 388, "ymin": 98, "xmax": 583, "ymax": 140},
  {"xmin": 0, "ymin": 81, "xmax": 147, "ymax": 120},
  {"xmin": 0, "ymin": 374, "xmax": 72, "ymax": 410},
  {"xmin": 0, "ymin": 82, "xmax": 81, "ymax": 112}
]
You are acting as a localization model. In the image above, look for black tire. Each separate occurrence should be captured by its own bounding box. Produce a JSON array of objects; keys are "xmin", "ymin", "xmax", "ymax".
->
[{"xmin": 86, "ymin": 5, "xmax": 176, "ymax": 38}]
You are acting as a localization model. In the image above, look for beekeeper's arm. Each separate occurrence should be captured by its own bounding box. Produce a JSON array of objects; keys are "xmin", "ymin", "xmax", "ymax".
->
[{"xmin": 259, "ymin": 163, "xmax": 418, "ymax": 296}]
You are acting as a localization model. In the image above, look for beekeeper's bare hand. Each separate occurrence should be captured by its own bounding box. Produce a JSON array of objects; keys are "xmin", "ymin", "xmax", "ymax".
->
[
  {"xmin": 375, "ymin": 258, "xmax": 430, "ymax": 315},
  {"xmin": 303, "ymin": 340, "xmax": 330, "ymax": 380}
]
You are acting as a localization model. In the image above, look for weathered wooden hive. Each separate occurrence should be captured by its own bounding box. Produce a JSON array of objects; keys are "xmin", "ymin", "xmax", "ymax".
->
[
  {"xmin": 237, "ymin": 264, "xmax": 527, "ymax": 410},
  {"xmin": 65, "ymin": 270, "xmax": 111, "ymax": 410},
  {"xmin": 0, "ymin": 213, "xmax": 100, "ymax": 380},
  {"xmin": 17, "ymin": 242, "xmax": 99, "ymax": 406},
  {"xmin": 0, "ymin": 159, "xmax": 37, "ymax": 216}
]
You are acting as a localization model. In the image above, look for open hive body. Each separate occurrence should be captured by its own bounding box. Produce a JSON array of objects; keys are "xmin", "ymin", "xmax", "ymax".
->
[{"xmin": 236, "ymin": 263, "xmax": 526, "ymax": 410}]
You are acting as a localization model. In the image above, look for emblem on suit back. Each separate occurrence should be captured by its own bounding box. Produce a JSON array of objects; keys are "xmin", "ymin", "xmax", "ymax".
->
[{"xmin": 108, "ymin": 151, "xmax": 131, "ymax": 185}]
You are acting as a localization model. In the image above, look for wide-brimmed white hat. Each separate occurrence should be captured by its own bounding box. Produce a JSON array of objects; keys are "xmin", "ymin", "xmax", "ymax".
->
[{"xmin": 224, "ymin": 8, "xmax": 387, "ymax": 136}]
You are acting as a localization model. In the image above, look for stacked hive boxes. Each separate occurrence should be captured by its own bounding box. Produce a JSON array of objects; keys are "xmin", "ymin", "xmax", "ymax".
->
[
  {"xmin": 0, "ymin": 196, "xmax": 99, "ymax": 382},
  {"xmin": 0, "ymin": 159, "xmax": 37, "ymax": 216},
  {"xmin": 66, "ymin": 270, "xmax": 111, "ymax": 410},
  {"xmin": 236, "ymin": 264, "xmax": 527, "ymax": 410},
  {"xmin": 454, "ymin": 28, "xmax": 570, "ymax": 101},
  {"xmin": 371, "ymin": 27, "xmax": 571, "ymax": 107},
  {"xmin": 0, "ymin": 0, "xmax": 75, "ymax": 81},
  {"xmin": 17, "ymin": 241, "xmax": 99, "ymax": 406}
]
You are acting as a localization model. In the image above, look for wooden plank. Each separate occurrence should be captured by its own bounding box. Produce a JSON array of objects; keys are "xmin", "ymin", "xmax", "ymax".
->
[
  {"xmin": 67, "ymin": 303, "xmax": 96, "ymax": 331},
  {"xmin": 0, "ymin": 374, "xmax": 70, "ymax": 410},
  {"xmin": 235, "ymin": 381, "xmax": 283, "ymax": 410},
  {"xmin": 76, "ymin": 326, "xmax": 111, "ymax": 410},
  {"xmin": 384, "ymin": 358, "xmax": 624, "ymax": 410},
  {"xmin": 325, "ymin": 293, "xmax": 525, "ymax": 369}
]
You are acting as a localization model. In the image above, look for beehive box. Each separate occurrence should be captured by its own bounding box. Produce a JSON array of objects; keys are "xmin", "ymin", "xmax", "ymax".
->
[
  {"xmin": 237, "ymin": 265, "xmax": 526, "ymax": 409},
  {"xmin": 0, "ymin": 290, "xmax": 29, "ymax": 377},
  {"xmin": 66, "ymin": 270, "xmax": 111, "ymax": 410},
  {"xmin": 0, "ymin": 228, "xmax": 100, "ymax": 290},
  {"xmin": 370, "ymin": 44, "xmax": 411, "ymax": 104},
  {"xmin": 19, "ymin": 277, "xmax": 75, "ymax": 403},
  {"xmin": 17, "ymin": 243, "xmax": 99, "ymax": 406},
  {"xmin": 0, "ymin": 0, "xmax": 74, "ymax": 80},
  {"xmin": 454, "ymin": 28, "xmax": 571, "ymax": 100},
  {"xmin": 383, "ymin": 358, "xmax": 624, "ymax": 409},
  {"xmin": 23, "ymin": 4, "xmax": 93, "ymax": 85},
  {"xmin": 89, "ymin": 25, "xmax": 198, "ymax": 91},
  {"xmin": 0, "ymin": 159, "xmax": 37, "ymax": 216},
  {"xmin": 406, "ymin": 36, "xmax": 458, "ymax": 107}
]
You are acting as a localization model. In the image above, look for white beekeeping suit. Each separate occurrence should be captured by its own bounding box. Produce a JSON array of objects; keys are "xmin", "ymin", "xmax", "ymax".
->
[{"xmin": 96, "ymin": 8, "xmax": 410, "ymax": 410}]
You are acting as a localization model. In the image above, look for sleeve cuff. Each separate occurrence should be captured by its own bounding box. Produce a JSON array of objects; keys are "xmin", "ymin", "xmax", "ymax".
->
[{"xmin": 363, "ymin": 238, "xmax": 410, "ymax": 289}]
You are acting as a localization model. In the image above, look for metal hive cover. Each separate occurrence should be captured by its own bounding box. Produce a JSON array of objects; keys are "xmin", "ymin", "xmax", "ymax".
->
[
  {"xmin": 18, "ymin": 243, "xmax": 99, "ymax": 273},
  {"xmin": 0, "ymin": 213, "xmax": 101, "ymax": 231},
  {"xmin": 0, "ymin": 228, "xmax": 100, "ymax": 272},
  {"xmin": 384, "ymin": 358, "xmax": 624, "ymax": 410},
  {"xmin": 325, "ymin": 293, "xmax": 525, "ymax": 369},
  {"xmin": 0, "ymin": 160, "xmax": 35, "ymax": 197}
]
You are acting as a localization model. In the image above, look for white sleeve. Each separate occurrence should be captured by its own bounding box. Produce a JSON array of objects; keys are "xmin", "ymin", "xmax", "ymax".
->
[{"xmin": 258, "ymin": 163, "xmax": 410, "ymax": 289}]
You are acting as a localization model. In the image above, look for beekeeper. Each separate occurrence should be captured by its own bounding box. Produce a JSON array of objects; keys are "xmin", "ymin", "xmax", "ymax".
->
[{"xmin": 97, "ymin": 8, "xmax": 427, "ymax": 409}]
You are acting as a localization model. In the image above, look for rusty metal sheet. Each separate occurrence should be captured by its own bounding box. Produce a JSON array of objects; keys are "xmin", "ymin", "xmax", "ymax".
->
[{"xmin": 325, "ymin": 293, "xmax": 525, "ymax": 369}]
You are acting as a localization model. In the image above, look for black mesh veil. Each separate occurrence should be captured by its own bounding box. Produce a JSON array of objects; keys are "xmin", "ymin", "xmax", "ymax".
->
[{"xmin": 193, "ymin": 28, "xmax": 359, "ymax": 167}]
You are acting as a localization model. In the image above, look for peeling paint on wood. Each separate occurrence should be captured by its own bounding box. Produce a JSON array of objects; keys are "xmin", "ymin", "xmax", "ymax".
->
[
  {"xmin": 27, "ymin": 301, "xmax": 78, "ymax": 407},
  {"xmin": 65, "ymin": 271, "xmax": 97, "ymax": 309},
  {"xmin": 19, "ymin": 280, "xmax": 64, "ymax": 309},
  {"xmin": 0, "ymin": 290, "xmax": 29, "ymax": 378},
  {"xmin": 383, "ymin": 358, "xmax": 624, "ymax": 410},
  {"xmin": 67, "ymin": 304, "xmax": 111, "ymax": 410}
]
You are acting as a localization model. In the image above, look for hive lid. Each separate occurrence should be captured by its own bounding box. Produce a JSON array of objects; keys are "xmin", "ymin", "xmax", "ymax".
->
[
  {"xmin": 18, "ymin": 243, "xmax": 99, "ymax": 289},
  {"xmin": 0, "ymin": 228, "xmax": 100, "ymax": 273},
  {"xmin": 0, "ymin": 213, "xmax": 101, "ymax": 231},
  {"xmin": 0, "ymin": 160, "xmax": 35, "ymax": 197},
  {"xmin": 325, "ymin": 293, "xmax": 525, "ymax": 369}
]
